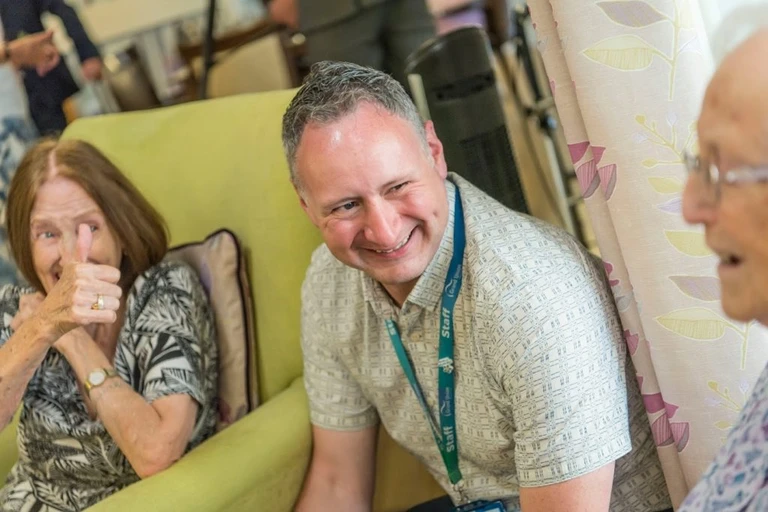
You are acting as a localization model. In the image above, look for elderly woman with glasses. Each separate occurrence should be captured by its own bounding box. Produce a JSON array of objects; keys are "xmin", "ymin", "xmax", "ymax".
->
[{"xmin": 678, "ymin": 27, "xmax": 768, "ymax": 511}]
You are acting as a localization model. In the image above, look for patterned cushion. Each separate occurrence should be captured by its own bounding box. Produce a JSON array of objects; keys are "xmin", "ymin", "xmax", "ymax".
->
[{"xmin": 165, "ymin": 229, "xmax": 257, "ymax": 431}]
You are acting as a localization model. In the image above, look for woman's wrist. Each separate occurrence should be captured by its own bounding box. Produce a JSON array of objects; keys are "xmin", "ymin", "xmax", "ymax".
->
[{"xmin": 17, "ymin": 315, "xmax": 60, "ymax": 348}]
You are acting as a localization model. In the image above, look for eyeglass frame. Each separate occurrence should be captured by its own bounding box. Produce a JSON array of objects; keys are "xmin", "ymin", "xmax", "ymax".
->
[{"xmin": 684, "ymin": 151, "xmax": 768, "ymax": 200}]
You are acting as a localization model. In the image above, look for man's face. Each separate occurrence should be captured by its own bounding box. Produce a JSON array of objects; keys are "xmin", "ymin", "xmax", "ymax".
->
[
  {"xmin": 295, "ymin": 102, "xmax": 449, "ymax": 304},
  {"xmin": 682, "ymin": 31, "xmax": 768, "ymax": 324}
]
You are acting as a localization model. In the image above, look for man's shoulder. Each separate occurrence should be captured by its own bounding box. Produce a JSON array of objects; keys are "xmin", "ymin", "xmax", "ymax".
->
[{"xmin": 459, "ymin": 178, "xmax": 598, "ymax": 291}]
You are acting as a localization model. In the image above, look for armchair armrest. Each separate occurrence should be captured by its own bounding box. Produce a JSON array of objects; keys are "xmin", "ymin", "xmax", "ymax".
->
[
  {"xmin": 0, "ymin": 411, "xmax": 20, "ymax": 481},
  {"xmin": 88, "ymin": 377, "xmax": 311, "ymax": 512}
]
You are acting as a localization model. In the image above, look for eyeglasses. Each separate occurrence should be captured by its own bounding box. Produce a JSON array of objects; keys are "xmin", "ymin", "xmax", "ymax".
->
[{"xmin": 684, "ymin": 151, "xmax": 768, "ymax": 201}]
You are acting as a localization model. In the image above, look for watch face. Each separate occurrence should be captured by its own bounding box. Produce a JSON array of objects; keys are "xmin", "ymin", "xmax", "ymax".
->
[{"xmin": 88, "ymin": 370, "xmax": 106, "ymax": 386}]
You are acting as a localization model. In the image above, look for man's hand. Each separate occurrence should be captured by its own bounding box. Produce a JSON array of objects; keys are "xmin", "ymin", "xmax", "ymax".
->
[
  {"xmin": 80, "ymin": 57, "xmax": 102, "ymax": 81},
  {"xmin": 7, "ymin": 30, "xmax": 60, "ymax": 76},
  {"xmin": 268, "ymin": 0, "xmax": 299, "ymax": 30}
]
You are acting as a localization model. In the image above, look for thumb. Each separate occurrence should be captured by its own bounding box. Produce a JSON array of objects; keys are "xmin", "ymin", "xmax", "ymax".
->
[
  {"xmin": 76, "ymin": 224, "xmax": 92, "ymax": 263},
  {"xmin": 29, "ymin": 30, "xmax": 54, "ymax": 44}
]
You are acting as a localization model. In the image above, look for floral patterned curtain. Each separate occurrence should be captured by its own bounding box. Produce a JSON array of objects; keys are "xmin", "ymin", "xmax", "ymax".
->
[{"xmin": 525, "ymin": 0, "xmax": 768, "ymax": 507}]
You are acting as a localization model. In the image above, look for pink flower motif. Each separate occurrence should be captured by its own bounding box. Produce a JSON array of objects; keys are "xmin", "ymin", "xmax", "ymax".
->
[
  {"xmin": 625, "ymin": 330, "xmax": 639, "ymax": 355},
  {"xmin": 570, "ymin": 143, "xmax": 618, "ymax": 200},
  {"xmin": 603, "ymin": 261, "xmax": 620, "ymax": 287},
  {"xmin": 671, "ymin": 421, "xmax": 690, "ymax": 452},
  {"xmin": 651, "ymin": 414, "xmax": 673, "ymax": 446},
  {"xmin": 569, "ymin": 141, "xmax": 590, "ymax": 163},
  {"xmin": 646, "ymin": 398, "xmax": 690, "ymax": 451},
  {"xmin": 592, "ymin": 146, "xmax": 606, "ymax": 164},
  {"xmin": 665, "ymin": 402, "xmax": 679, "ymax": 419},
  {"xmin": 643, "ymin": 392, "xmax": 665, "ymax": 414},
  {"xmin": 576, "ymin": 159, "xmax": 599, "ymax": 197},
  {"xmin": 598, "ymin": 163, "xmax": 617, "ymax": 199}
]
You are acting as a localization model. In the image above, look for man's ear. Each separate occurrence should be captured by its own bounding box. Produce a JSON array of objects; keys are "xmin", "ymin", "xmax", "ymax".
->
[
  {"xmin": 424, "ymin": 120, "xmax": 448, "ymax": 178},
  {"xmin": 295, "ymin": 185, "xmax": 320, "ymax": 227}
]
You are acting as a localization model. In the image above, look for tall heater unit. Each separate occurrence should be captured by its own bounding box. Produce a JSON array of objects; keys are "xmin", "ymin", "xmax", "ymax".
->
[{"xmin": 405, "ymin": 26, "xmax": 528, "ymax": 213}]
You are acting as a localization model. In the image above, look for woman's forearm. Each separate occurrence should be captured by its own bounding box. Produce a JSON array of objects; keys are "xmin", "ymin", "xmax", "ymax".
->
[
  {"xmin": 59, "ymin": 333, "xmax": 195, "ymax": 478},
  {"xmin": 0, "ymin": 320, "xmax": 56, "ymax": 428}
]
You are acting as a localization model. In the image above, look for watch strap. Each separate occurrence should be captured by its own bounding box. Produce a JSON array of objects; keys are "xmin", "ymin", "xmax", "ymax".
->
[{"xmin": 85, "ymin": 367, "xmax": 119, "ymax": 396}]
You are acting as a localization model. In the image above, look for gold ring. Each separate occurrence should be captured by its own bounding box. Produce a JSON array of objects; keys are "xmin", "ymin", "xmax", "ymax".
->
[{"xmin": 91, "ymin": 294, "xmax": 104, "ymax": 311}]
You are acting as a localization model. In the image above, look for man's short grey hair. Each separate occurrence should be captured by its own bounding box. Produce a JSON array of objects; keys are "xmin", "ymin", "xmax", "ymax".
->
[{"xmin": 281, "ymin": 61, "xmax": 427, "ymax": 187}]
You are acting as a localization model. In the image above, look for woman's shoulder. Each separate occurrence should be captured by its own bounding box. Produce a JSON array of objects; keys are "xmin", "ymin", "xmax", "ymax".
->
[
  {"xmin": 132, "ymin": 261, "xmax": 202, "ymax": 295},
  {"xmin": 0, "ymin": 284, "xmax": 35, "ymax": 330},
  {"xmin": 0, "ymin": 284, "xmax": 34, "ymax": 308},
  {"xmin": 127, "ymin": 261, "xmax": 208, "ymax": 314}
]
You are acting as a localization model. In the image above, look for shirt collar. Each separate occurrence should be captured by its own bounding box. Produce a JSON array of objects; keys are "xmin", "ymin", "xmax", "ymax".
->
[{"xmin": 362, "ymin": 179, "xmax": 458, "ymax": 317}]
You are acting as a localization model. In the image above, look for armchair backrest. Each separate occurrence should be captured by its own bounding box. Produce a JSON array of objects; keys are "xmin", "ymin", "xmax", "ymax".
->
[{"xmin": 63, "ymin": 90, "xmax": 322, "ymax": 402}]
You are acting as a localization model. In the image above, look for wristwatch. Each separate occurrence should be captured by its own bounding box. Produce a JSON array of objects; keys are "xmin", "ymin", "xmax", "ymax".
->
[{"xmin": 85, "ymin": 368, "xmax": 119, "ymax": 396}]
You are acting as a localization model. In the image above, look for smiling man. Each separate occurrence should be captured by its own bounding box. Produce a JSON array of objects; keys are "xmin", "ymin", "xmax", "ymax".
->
[{"xmin": 283, "ymin": 61, "xmax": 672, "ymax": 512}]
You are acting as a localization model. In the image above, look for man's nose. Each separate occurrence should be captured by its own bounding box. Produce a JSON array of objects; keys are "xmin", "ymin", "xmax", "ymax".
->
[
  {"xmin": 682, "ymin": 175, "xmax": 717, "ymax": 226},
  {"xmin": 363, "ymin": 200, "xmax": 400, "ymax": 248}
]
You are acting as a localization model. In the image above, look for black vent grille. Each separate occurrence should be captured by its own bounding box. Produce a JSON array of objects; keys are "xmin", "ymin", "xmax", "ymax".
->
[{"xmin": 458, "ymin": 125, "xmax": 529, "ymax": 213}]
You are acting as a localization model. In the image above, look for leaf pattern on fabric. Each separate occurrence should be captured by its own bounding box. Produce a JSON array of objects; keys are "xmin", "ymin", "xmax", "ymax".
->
[
  {"xmin": 648, "ymin": 177, "xmax": 684, "ymax": 194},
  {"xmin": 664, "ymin": 230, "xmax": 712, "ymax": 257},
  {"xmin": 583, "ymin": 35, "xmax": 656, "ymax": 70},
  {"xmin": 656, "ymin": 308, "xmax": 732, "ymax": 340},
  {"xmin": 597, "ymin": 1, "xmax": 667, "ymax": 28},
  {"xmin": 0, "ymin": 262, "xmax": 218, "ymax": 511},
  {"xmin": 669, "ymin": 275, "xmax": 721, "ymax": 302}
]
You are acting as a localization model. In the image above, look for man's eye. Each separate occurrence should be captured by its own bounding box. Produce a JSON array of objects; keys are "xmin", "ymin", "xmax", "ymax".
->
[
  {"xmin": 39, "ymin": 231, "xmax": 55, "ymax": 239},
  {"xmin": 334, "ymin": 201, "xmax": 358, "ymax": 213},
  {"xmin": 391, "ymin": 182, "xmax": 409, "ymax": 192}
]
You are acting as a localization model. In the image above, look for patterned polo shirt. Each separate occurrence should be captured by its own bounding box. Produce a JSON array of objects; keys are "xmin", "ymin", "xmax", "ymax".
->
[{"xmin": 301, "ymin": 174, "xmax": 671, "ymax": 511}]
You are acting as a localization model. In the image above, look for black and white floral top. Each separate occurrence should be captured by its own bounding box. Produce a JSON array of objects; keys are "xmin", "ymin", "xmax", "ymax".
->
[{"xmin": 0, "ymin": 261, "xmax": 218, "ymax": 512}]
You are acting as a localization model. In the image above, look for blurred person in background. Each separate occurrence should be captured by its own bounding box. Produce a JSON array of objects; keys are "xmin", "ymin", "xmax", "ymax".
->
[
  {"xmin": 0, "ymin": 0, "xmax": 103, "ymax": 135},
  {"xmin": 267, "ymin": 0, "xmax": 435, "ymax": 88},
  {"xmin": 0, "ymin": 27, "xmax": 59, "ymax": 284}
]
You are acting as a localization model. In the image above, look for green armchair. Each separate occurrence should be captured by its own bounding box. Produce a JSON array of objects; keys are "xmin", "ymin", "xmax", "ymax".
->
[{"xmin": 0, "ymin": 90, "xmax": 443, "ymax": 511}]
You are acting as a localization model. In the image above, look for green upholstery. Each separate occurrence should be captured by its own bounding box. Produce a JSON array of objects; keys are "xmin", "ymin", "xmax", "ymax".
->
[{"xmin": 0, "ymin": 91, "xmax": 442, "ymax": 511}]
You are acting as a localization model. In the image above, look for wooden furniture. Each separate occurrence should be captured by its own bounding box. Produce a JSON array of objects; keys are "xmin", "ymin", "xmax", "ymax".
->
[{"xmin": 177, "ymin": 18, "xmax": 307, "ymax": 101}]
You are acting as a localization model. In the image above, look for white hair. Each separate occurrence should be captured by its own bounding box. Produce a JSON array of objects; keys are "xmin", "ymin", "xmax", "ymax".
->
[{"xmin": 709, "ymin": 3, "xmax": 768, "ymax": 64}]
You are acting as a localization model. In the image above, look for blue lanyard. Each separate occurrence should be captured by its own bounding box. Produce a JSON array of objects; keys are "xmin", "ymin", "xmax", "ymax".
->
[{"xmin": 385, "ymin": 185, "xmax": 466, "ymax": 488}]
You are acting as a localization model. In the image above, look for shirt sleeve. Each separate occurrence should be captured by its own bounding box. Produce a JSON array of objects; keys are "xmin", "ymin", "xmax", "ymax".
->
[
  {"xmin": 42, "ymin": 0, "xmax": 101, "ymax": 61},
  {"xmin": 496, "ymin": 249, "xmax": 631, "ymax": 487},
  {"xmin": 301, "ymin": 277, "xmax": 379, "ymax": 431},
  {"xmin": 128, "ymin": 263, "xmax": 217, "ymax": 408}
]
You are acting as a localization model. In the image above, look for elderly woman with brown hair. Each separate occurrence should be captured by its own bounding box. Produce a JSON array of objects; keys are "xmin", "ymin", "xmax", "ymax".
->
[{"xmin": 0, "ymin": 139, "xmax": 218, "ymax": 511}]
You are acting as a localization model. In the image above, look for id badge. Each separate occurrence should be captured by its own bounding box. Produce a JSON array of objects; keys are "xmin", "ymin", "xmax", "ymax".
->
[{"xmin": 454, "ymin": 500, "xmax": 506, "ymax": 512}]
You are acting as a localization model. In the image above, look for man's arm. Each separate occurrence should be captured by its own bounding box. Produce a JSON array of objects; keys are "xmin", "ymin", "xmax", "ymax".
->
[
  {"xmin": 492, "ymin": 240, "xmax": 633, "ymax": 511},
  {"xmin": 295, "ymin": 425, "xmax": 379, "ymax": 511},
  {"xmin": 519, "ymin": 463, "xmax": 615, "ymax": 512},
  {"xmin": 41, "ymin": 0, "xmax": 100, "ymax": 61}
]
